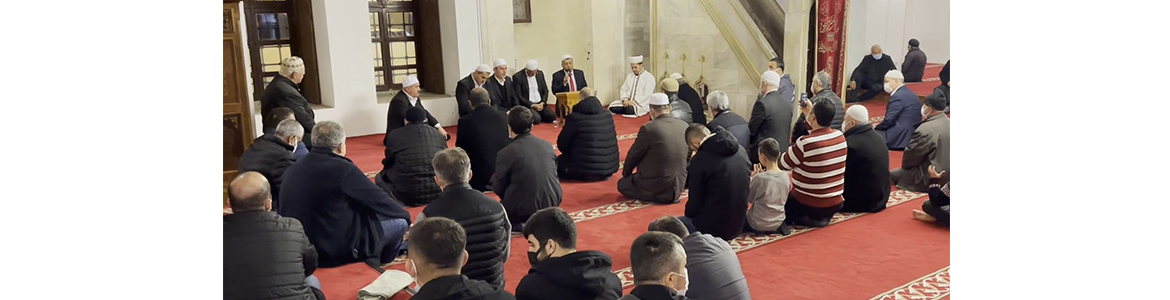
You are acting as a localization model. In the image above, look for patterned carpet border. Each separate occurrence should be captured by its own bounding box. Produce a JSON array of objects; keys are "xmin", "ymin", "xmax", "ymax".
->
[
  {"xmin": 613, "ymin": 190, "xmax": 928, "ymax": 287},
  {"xmin": 868, "ymin": 266, "xmax": 951, "ymax": 300}
]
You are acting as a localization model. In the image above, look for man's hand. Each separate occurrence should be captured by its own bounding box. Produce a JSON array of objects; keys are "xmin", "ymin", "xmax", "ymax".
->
[
  {"xmin": 438, "ymin": 127, "xmax": 450, "ymax": 140},
  {"xmin": 623, "ymin": 100, "xmax": 634, "ymax": 107},
  {"xmin": 849, "ymin": 81, "xmax": 857, "ymax": 90},
  {"xmin": 563, "ymin": 75, "xmax": 570, "ymax": 85},
  {"xmin": 532, "ymin": 104, "xmax": 543, "ymax": 111},
  {"xmin": 800, "ymin": 99, "xmax": 813, "ymax": 115},
  {"xmin": 928, "ymin": 165, "xmax": 945, "ymax": 179}
]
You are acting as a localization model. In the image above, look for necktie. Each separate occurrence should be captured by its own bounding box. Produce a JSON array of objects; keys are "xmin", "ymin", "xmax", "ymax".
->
[{"xmin": 568, "ymin": 72, "xmax": 576, "ymax": 92}]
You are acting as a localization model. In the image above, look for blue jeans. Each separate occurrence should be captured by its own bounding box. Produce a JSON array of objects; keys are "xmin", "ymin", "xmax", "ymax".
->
[
  {"xmin": 675, "ymin": 216, "xmax": 699, "ymax": 234},
  {"xmin": 305, "ymin": 274, "xmax": 321, "ymax": 290},
  {"xmin": 380, "ymin": 218, "xmax": 409, "ymax": 264}
]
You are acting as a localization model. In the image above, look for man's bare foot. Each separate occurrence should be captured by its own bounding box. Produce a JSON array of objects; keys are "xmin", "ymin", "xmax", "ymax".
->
[{"xmin": 912, "ymin": 209, "xmax": 936, "ymax": 222}]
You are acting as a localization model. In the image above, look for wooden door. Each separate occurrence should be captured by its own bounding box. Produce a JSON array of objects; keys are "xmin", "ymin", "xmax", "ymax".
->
[{"xmin": 224, "ymin": 1, "xmax": 256, "ymax": 206}]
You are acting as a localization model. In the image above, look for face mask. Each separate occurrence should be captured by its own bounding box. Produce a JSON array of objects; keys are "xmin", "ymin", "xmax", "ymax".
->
[
  {"xmin": 883, "ymin": 82, "xmax": 893, "ymax": 93},
  {"xmin": 921, "ymin": 106, "xmax": 930, "ymax": 119},
  {"xmin": 527, "ymin": 241, "xmax": 546, "ymax": 266},
  {"xmin": 872, "ymin": 54, "xmax": 882, "ymax": 60},
  {"xmin": 673, "ymin": 272, "xmax": 690, "ymax": 296},
  {"xmin": 407, "ymin": 259, "xmax": 420, "ymax": 288}
]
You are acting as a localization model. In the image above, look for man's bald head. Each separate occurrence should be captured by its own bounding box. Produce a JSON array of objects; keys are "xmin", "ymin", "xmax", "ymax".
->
[
  {"xmin": 871, "ymin": 44, "xmax": 883, "ymax": 55},
  {"xmin": 228, "ymin": 172, "xmax": 271, "ymax": 212},
  {"xmin": 470, "ymin": 87, "xmax": 490, "ymax": 107},
  {"xmin": 579, "ymin": 87, "xmax": 596, "ymax": 98}
]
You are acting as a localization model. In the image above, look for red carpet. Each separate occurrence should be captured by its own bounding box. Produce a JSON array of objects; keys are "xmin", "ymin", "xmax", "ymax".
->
[
  {"xmin": 303, "ymin": 105, "xmax": 949, "ymax": 300},
  {"xmin": 904, "ymin": 63, "xmax": 946, "ymax": 97}
]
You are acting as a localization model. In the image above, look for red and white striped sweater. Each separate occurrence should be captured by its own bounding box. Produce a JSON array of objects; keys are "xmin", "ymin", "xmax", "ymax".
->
[{"xmin": 779, "ymin": 127, "xmax": 848, "ymax": 207}]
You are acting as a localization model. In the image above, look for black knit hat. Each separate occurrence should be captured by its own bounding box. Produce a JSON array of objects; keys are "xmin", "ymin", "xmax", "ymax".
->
[
  {"xmin": 405, "ymin": 106, "xmax": 427, "ymax": 123},
  {"xmin": 908, "ymin": 38, "xmax": 920, "ymax": 47},
  {"xmin": 924, "ymin": 93, "xmax": 947, "ymax": 110}
]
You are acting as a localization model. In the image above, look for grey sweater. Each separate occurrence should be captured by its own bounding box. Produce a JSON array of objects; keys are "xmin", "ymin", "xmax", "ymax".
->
[{"xmin": 746, "ymin": 171, "xmax": 790, "ymax": 232}]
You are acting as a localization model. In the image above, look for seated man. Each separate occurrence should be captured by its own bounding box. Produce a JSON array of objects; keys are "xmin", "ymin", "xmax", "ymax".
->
[
  {"xmin": 512, "ymin": 59, "xmax": 556, "ymax": 124},
  {"xmin": 623, "ymin": 232, "xmax": 691, "ymax": 300},
  {"xmin": 840, "ymin": 106, "xmax": 891, "ymax": 213},
  {"xmin": 891, "ymin": 96, "xmax": 950, "ymax": 192},
  {"xmin": 809, "ymin": 71, "xmax": 846, "ymax": 130},
  {"xmin": 417, "ymin": 148, "xmax": 511, "ymax": 289},
  {"xmin": 901, "ymin": 39, "xmax": 928, "ymax": 82},
  {"xmin": 407, "ymin": 217, "xmax": 516, "ymax": 300},
  {"xmin": 280, "ymin": 121, "xmax": 412, "ymax": 267},
  {"xmin": 385, "ymin": 75, "xmax": 448, "ymax": 145},
  {"xmin": 557, "ymin": 87, "xmax": 620, "ymax": 182},
  {"xmin": 609, "ymin": 55, "xmax": 656, "ymax": 117},
  {"xmin": 778, "ymin": 98, "xmax": 847, "ymax": 228},
  {"xmin": 456, "ymin": 87, "xmax": 512, "ymax": 192},
  {"xmin": 660, "ymin": 78, "xmax": 693, "ymax": 123},
  {"xmin": 492, "ymin": 107, "xmax": 563, "ymax": 230},
  {"xmin": 238, "ymin": 119, "xmax": 301, "ymax": 211},
  {"xmin": 617, "ymin": 94, "xmax": 690, "ymax": 204},
  {"xmin": 873, "ymin": 70, "xmax": 922, "ymax": 150},
  {"xmin": 487, "ymin": 59, "xmax": 518, "ymax": 112},
  {"xmin": 912, "ymin": 166, "xmax": 950, "ymax": 226},
  {"xmin": 745, "ymin": 138, "xmax": 792, "ymax": 235},
  {"xmin": 551, "ymin": 55, "xmax": 589, "ymax": 124},
  {"xmin": 848, "ymin": 44, "xmax": 898, "ymax": 102},
  {"xmin": 265, "ymin": 107, "xmax": 308, "ymax": 160},
  {"xmin": 669, "ymin": 73, "xmax": 706, "ymax": 125},
  {"xmin": 260, "ymin": 56, "xmax": 316, "ymax": 147},
  {"xmin": 705, "ymin": 91, "xmax": 749, "ymax": 151},
  {"xmin": 376, "ymin": 107, "xmax": 448, "ymax": 207},
  {"xmin": 515, "ymin": 207, "xmax": 622, "ymax": 300},
  {"xmin": 936, "ymin": 60, "xmax": 950, "ymax": 112},
  {"xmin": 224, "ymin": 172, "xmax": 322, "ymax": 300},
  {"xmin": 682, "ymin": 124, "xmax": 751, "ymax": 241},
  {"xmin": 648, "ymin": 216, "xmax": 750, "ymax": 300},
  {"xmin": 455, "ymin": 64, "xmax": 493, "ymax": 116}
]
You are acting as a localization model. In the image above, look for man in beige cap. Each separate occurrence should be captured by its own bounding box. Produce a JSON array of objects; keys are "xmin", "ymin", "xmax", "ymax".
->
[
  {"xmin": 609, "ymin": 55, "xmax": 657, "ymax": 118},
  {"xmin": 512, "ymin": 59, "xmax": 554, "ymax": 124},
  {"xmin": 660, "ymin": 78, "xmax": 692, "ymax": 123},
  {"xmin": 486, "ymin": 59, "xmax": 517, "ymax": 112},
  {"xmin": 385, "ymin": 75, "xmax": 448, "ymax": 144},
  {"xmin": 618, "ymin": 93, "xmax": 690, "ymax": 204},
  {"xmin": 260, "ymin": 56, "xmax": 316, "ymax": 148},
  {"xmin": 456, "ymin": 64, "xmax": 494, "ymax": 116}
]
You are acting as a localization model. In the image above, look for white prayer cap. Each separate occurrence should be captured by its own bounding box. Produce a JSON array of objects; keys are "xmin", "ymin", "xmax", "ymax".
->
[
  {"xmin": 525, "ymin": 60, "xmax": 538, "ymax": 71},
  {"xmin": 761, "ymin": 70, "xmax": 781, "ymax": 87},
  {"xmin": 846, "ymin": 105, "xmax": 869, "ymax": 124},
  {"xmin": 629, "ymin": 55, "xmax": 644, "ymax": 64},
  {"xmin": 562, "ymin": 54, "xmax": 573, "ymax": 61},
  {"xmin": 648, "ymin": 93, "xmax": 670, "ymax": 105},
  {"xmin": 278, "ymin": 56, "xmax": 305, "ymax": 77},
  {"xmin": 402, "ymin": 75, "xmax": 420, "ymax": 88},
  {"xmin": 476, "ymin": 64, "xmax": 492, "ymax": 73},
  {"xmin": 885, "ymin": 69, "xmax": 904, "ymax": 80},
  {"xmin": 493, "ymin": 59, "xmax": 507, "ymax": 68},
  {"xmin": 669, "ymin": 73, "xmax": 683, "ymax": 80}
]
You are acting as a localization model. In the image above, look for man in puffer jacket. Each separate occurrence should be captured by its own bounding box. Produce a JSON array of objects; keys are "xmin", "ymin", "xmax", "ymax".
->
[
  {"xmin": 660, "ymin": 78, "xmax": 693, "ymax": 123},
  {"xmin": 557, "ymin": 88, "xmax": 620, "ymax": 182},
  {"xmin": 376, "ymin": 107, "xmax": 448, "ymax": 206}
]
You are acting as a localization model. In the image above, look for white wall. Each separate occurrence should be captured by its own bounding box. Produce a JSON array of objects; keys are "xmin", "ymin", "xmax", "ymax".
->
[
  {"xmin": 480, "ymin": 0, "xmax": 515, "ymax": 70},
  {"xmin": 512, "ymin": 0, "xmax": 593, "ymax": 103},
  {"xmin": 844, "ymin": 0, "xmax": 949, "ymax": 83},
  {"xmin": 904, "ymin": 0, "xmax": 949, "ymax": 63},
  {"xmin": 439, "ymin": 0, "xmax": 484, "ymax": 96},
  {"xmin": 589, "ymin": 0, "xmax": 626, "ymax": 103}
]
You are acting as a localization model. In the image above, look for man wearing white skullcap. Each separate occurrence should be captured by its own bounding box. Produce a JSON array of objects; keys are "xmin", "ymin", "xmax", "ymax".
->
[
  {"xmin": 485, "ymin": 59, "xmax": 518, "ymax": 113},
  {"xmin": 385, "ymin": 75, "xmax": 448, "ymax": 144},
  {"xmin": 747, "ymin": 70, "xmax": 795, "ymax": 163},
  {"xmin": 840, "ymin": 104, "xmax": 891, "ymax": 213},
  {"xmin": 260, "ymin": 56, "xmax": 317, "ymax": 149},
  {"xmin": 456, "ymin": 64, "xmax": 496, "ymax": 116},
  {"xmin": 873, "ymin": 69, "xmax": 921, "ymax": 151},
  {"xmin": 617, "ymin": 91, "xmax": 690, "ymax": 204},
  {"xmin": 552, "ymin": 54, "xmax": 588, "ymax": 124},
  {"xmin": 609, "ymin": 55, "xmax": 657, "ymax": 118},
  {"xmin": 512, "ymin": 59, "xmax": 555, "ymax": 124}
]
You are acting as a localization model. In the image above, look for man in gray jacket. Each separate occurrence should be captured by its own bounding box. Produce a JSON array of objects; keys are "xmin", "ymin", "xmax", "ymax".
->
[
  {"xmin": 617, "ymin": 94, "xmax": 691, "ymax": 204},
  {"xmin": 891, "ymin": 95, "xmax": 950, "ymax": 192},
  {"xmin": 648, "ymin": 216, "xmax": 750, "ymax": 300}
]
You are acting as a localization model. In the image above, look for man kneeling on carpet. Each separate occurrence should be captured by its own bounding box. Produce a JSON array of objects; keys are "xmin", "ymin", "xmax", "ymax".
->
[
  {"xmin": 682, "ymin": 124, "xmax": 751, "ymax": 241},
  {"xmin": 493, "ymin": 106, "xmax": 563, "ymax": 231},
  {"xmin": 648, "ymin": 216, "xmax": 750, "ymax": 300},
  {"xmin": 890, "ymin": 93, "xmax": 950, "ymax": 193},
  {"xmin": 745, "ymin": 138, "xmax": 793, "ymax": 235},
  {"xmin": 617, "ymin": 93, "xmax": 690, "ymax": 204},
  {"xmin": 280, "ymin": 121, "xmax": 412, "ymax": 268},
  {"xmin": 778, "ymin": 98, "xmax": 847, "ymax": 228},
  {"xmin": 840, "ymin": 106, "xmax": 891, "ymax": 213},
  {"xmin": 912, "ymin": 166, "xmax": 950, "ymax": 226},
  {"xmin": 415, "ymin": 148, "xmax": 511, "ymax": 289},
  {"xmin": 621, "ymin": 232, "xmax": 691, "ymax": 300},
  {"xmin": 224, "ymin": 172, "xmax": 323, "ymax": 300},
  {"xmin": 406, "ymin": 217, "xmax": 516, "ymax": 300},
  {"xmin": 515, "ymin": 207, "xmax": 622, "ymax": 300},
  {"xmin": 377, "ymin": 107, "xmax": 448, "ymax": 207}
]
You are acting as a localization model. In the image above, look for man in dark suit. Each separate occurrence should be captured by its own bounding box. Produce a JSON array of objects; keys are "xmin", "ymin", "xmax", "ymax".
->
[
  {"xmin": 512, "ymin": 59, "xmax": 555, "ymax": 124},
  {"xmin": 486, "ymin": 59, "xmax": 517, "ymax": 112},
  {"xmin": 705, "ymin": 91, "xmax": 749, "ymax": 151},
  {"xmin": 260, "ymin": 56, "xmax": 316, "ymax": 149},
  {"xmin": 492, "ymin": 107, "xmax": 563, "ymax": 230},
  {"xmin": 455, "ymin": 64, "xmax": 493, "ymax": 117},
  {"xmin": 840, "ymin": 106, "xmax": 890, "ymax": 213},
  {"xmin": 279, "ymin": 121, "xmax": 412, "ymax": 268},
  {"xmin": 748, "ymin": 70, "xmax": 794, "ymax": 164},
  {"xmin": 376, "ymin": 107, "xmax": 448, "ymax": 207},
  {"xmin": 617, "ymin": 93, "xmax": 691, "ymax": 204},
  {"xmin": 456, "ymin": 87, "xmax": 512, "ymax": 192},
  {"xmin": 849, "ymin": 44, "xmax": 899, "ymax": 102},
  {"xmin": 385, "ymin": 75, "xmax": 448, "ymax": 145},
  {"xmin": 902, "ymin": 38, "xmax": 928, "ymax": 82},
  {"xmin": 874, "ymin": 70, "xmax": 922, "ymax": 150},
  {"xmin": 237, "ymin": 119, "xmax": 302, "ymax": 211},
  {"xmin": 551, "ymin": 55, "xmax": 588, "ymax": 123}
]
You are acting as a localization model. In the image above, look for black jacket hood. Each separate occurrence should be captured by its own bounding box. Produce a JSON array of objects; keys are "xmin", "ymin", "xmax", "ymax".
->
[
  {"xmin": 533, "ymin": 250, "xmax": 619, "ymax": 296},
  {"xmin": 697, "ymin": 129, "xmax": 740, "ymax": 157}
]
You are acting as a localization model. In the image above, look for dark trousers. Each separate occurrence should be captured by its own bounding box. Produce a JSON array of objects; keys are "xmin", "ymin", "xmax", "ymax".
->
[
  {"xmin": 849, "ymin": 77, "xmax": 884, "ymax": 102},
  {"xmin": 379, "ymin": 218, "xmax": 409, "ymax": 264},
  {"xmin": 526, "ymin": 105, "xmax": 556, "ymax": 123},
  {"xmin": 784, "ymin": 194, "xmax": 843, "ymax": 227},
  {"xmin": 922, "ymin": 200, "xmax": 949, "ymax": 225},
  {"xmin": 609, "ymin": 106, "xmax": 635, "ymax": 115},
  {"xmin": 673, "ymin": 216, "xmax": 699, "ymax": 234}
]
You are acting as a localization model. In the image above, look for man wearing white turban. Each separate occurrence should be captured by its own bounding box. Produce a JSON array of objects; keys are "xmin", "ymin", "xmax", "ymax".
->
[
  {"xmin": 455, "ymin": 64, "xmax": 495, "ymax": 116},
  {"xmin": 512, "ymin": 59, "xmax": 555, "ymax": 124},
  {"xmin": 609, "ymin": 55, "xmax": 657, "ymax": 118},
  {"xmin": 486, "ymin": 59, "xmax": 518, "ymax": 113}
]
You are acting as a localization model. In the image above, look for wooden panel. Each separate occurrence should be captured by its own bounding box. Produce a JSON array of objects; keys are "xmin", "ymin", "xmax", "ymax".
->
[
  {"xmin": 416, "ymin": 0, "xmax": 444, "ymax": 93},
  {"xmin": 224, "ymin": 40, "xmax": 240, "ymax": 105},
  {"xmin": 291, "ymin": 0, "xmax": 322, "ymax": 104},
  {"xmin": 225, "ymin": 1, "xmax": 254, "ymax": 206}
]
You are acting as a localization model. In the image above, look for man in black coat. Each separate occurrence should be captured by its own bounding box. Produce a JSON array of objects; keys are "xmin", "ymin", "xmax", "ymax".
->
[
  {"xmin": 748, "ymin": 70, "xmax": 794, "ymax": 164},
  {"xmin": 385, "ymin": 75, "xmax": 448, "ymax": 145},
  {"xmin": 376, "ymin": 107, "xmax": 448, "ymax": 207},
  {"xmin": 492, "ymin": 107, "xmax": 563, "ymax": 230},
  {"xmin": 265, "ymin": 108, "xmax": 309, "ymax": 160},
  {"xmin": 670, "ymin": 73, "xmax": 706, "ymax": 125},
  {"xmin": 557, "ymin": 88, "xmax": 620, "ymax": 182},
  {"xmin": 224, "ymin": 172, "xmax": 323, "ymax": 300},
  {"xmin": 238, "ymin": 119, "xmax": 302, "ymax": 211},
  {"xmin": 623, "ymin": 232, "xmax": 690, "ymax": 300},
  {"xmin": 901, "ymin": 38, "xmax": 928, "ymax": 82},
  {"xmin": 260, "ymin": 57, "xmax": 316, "ymax": 149},
  {"xmin": 839, "ymin": 106, "xmax": 891, "ymax": 213},
  {"xmin": 408, "ymin": 217, "xmax": 517, "ymax": 300},
  {"xmin": 486, "ymin": 59, "xmax": 518, "ymax": 112},
  {"xmin": 280, "ymin": 121, "xmax": 412, "ymax": 268},
  {"xmin": 682, "ymin": 125, "xmax": 751, "ymax": 241},
  {"xmin": 515, "ymin": 208, "xmax": 622, "ymax": 300},
  {"xmin": 849, "ymin": 44, "xmax": 899, "ymax": 102},
  {"xmin": 456, "ymin": 87, "xmax": 512, "ymax": 192},
  {"xmin": 418, "ymin": 148, "xmax": 512, "ymax": 289},
  {"xmin": 513, "ymin": 60, "xmax": 556, "ymax": 124},
  {"xmin": 455, "ymin": 64, "xmax": 493, "ymax": 117},
  {"xmin": 704, "ymin": 91, "xmax": 749, "ymax": 151}
]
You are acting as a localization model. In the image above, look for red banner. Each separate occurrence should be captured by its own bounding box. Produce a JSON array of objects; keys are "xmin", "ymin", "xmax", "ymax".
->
[{"xmin": 815, "ymin": 0, "xmax": 848, "ymax": 95}]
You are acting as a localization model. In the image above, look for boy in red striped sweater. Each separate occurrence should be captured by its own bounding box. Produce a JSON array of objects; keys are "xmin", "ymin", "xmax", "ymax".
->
[{"xmin": 778, "ymin": 98, "xmax": 847, "ymax": 227}]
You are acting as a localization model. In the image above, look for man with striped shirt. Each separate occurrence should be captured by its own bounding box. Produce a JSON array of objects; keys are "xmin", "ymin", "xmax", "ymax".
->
[{"xmin": 778, "ymin": 98, "xmax": 847, "ymax": 227}]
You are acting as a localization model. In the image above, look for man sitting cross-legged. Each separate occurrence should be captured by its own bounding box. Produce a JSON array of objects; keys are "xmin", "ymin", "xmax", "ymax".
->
[
  {"xmin": 455, "ymin": 87, "xmax": 512, "ymax": 192},
  {"xmin": 744, "ymin": 138, "xmax": 793, "ymax": 235},
  {"xmin": 648, "ymin": 216, "xmax": 750, "ymax": 300},
  {"xmin": 515, "ymin": 207, "xmax": 622, "ymax": 300},
  {"xmin": 682, "ymin": 124, "xmax": 751, "ymax": 241},
  {"xmin": 224, "ymin": 172, "xmax": 323, "ymax": 300},
  {"xmin": 493, "ymin": 107, "xmax": 563, "ymax": 231},
  {"xmin": 617, "ymin": 93, "xmax": 690, "ymax": 204},
  {"xmin": 376, "ymin": 106, "xmax": 448, "ymax": 207},
  {"xmin": 891, "ymin": 95, "xmax": 950, "ymax": 193},
  {"xmin": 778, "ymin": 98, "xmax": 848, "ymax": 228},
  {"xmin": 912, "ymin": 166, "xmax": 950, "ymax": 226},
  {"xmin": 264, "ymin": 107, "xmax": 309, "ymax": 160},
  {"xmin": 620, "ymin": 232, "xmax": 691, "ymax": 300},
  {"xmin": 237, "ymin": 119, "xmax": 302, "ymax": 211},
  {"xmin": 407, "ymin": 217, "xmax": 516, "ymax": 300},
  {"xmin": 280, "ymin": 121, "xmax": 412, "ymax": 267},
  {"xmin": 556, "ymin": 87, "xmax": 620, "ymax": 182},
  {"xmin": 416, "ymin": 148, "xmax": 511, "ymax": 289},
  {"xmin": 840, "ymin": 106, "xmax": 891, "ymax": 213}
]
